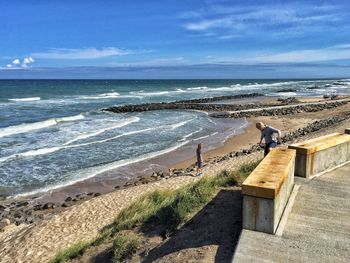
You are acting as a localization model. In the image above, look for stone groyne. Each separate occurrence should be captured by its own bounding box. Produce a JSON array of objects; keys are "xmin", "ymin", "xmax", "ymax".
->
[
  {"xmin": 103, "ymin": 93, "xmax": 265, "ymax": 113},
  {"xmin": 213, "ymin": 100, "xmax": 348, "ymax": 118}
]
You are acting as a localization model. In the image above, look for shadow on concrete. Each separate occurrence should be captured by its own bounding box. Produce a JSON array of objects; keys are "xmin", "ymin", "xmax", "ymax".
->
[{"xmin": 142, "ymin": 189, "xmax": 243, "ymax": 263}]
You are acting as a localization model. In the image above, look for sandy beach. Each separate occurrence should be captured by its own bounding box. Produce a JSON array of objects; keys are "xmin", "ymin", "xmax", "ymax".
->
[{"xmin": 1, "ymin": 95, "xmax": 350, "ymax": 262}]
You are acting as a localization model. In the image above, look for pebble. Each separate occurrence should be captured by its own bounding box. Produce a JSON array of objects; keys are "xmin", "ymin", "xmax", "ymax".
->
[{"xmin": 0, "ymin": 218, "xmax": 11, "ymax": 229}]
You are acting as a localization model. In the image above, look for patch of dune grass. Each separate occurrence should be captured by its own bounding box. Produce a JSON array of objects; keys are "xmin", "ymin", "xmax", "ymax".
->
[
  {"xmin": 50, "ymin": 241, "xmax": 93, "ymax": 263},
  {"xmin": 112, "ymin": 233, "xmax": 140, "ymax": 263},
  {"xmin": 50, "ymin": 159, "xmax": 260, "ymax": 262},
  {"xmin": 113, "ymin": 159, "xmax": 260, "ymax": 234}
]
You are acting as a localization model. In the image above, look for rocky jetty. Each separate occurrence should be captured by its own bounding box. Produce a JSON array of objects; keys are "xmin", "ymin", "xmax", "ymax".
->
[
  {"xmin": 213, "ymin": 100, "xmax": 348, "ymax": 119},
  {"xmin": 174, "ymin": 93, "xmax": 263, "ymax": 103},
  {"xmin": 332, "ymin": 81, "xmax": 348, "ymax": 86},
  {"xmin": 306, "ymin": 85, "xmax": 320, "ymax": 89},
  {"xmin": 103, "ymin": 93, "xmax": 265, "ymax": 113},
  {"xmin": 276, "ymin": 89, "xmax": 297, "ymax": 93}
]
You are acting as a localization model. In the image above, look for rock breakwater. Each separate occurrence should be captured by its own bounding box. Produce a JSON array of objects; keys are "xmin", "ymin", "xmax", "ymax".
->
[
  {"xmin": 103, "ymin": 93, "xmax": 265, "ymax": 113},
  {"xmin": 213, "ymin": 100, "xmax": 348, "ymax": 118}
]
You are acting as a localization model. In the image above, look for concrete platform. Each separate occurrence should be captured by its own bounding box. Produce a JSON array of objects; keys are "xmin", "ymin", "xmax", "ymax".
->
[
  {"xmin": 233, "ymin": 163, "xmax": 350, "ymax": 263},
  {"xmin": 289, "ymin": 133, "xmax": 350, "ymax": 177}
]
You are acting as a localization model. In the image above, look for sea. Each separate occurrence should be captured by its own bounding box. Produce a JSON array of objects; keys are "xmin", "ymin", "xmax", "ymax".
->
[{"xmin": 0, "ymin": 79, "xmax": 349, "ymax": 197}]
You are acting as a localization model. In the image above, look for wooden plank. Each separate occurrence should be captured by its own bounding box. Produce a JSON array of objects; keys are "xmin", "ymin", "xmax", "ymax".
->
[
  {"xmin": 289, "ymin": 133, "xmax": 350, "ymax": 155},
  {"xmin": 242, "ymin": 148, "xmax": 296, "ymax": 199}
]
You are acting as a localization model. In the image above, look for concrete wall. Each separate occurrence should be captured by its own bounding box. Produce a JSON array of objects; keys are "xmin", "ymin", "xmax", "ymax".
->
[
  {"xmin": 242, "ymin": 158, "xmax": 295, "ymax": 234},
  {"xmin": 292, "ymin": 141, "xmax": 350, "ymax": 177}
]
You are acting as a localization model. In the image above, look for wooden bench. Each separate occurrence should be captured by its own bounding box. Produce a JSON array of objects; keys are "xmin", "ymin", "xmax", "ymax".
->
[
  {"xmin": 288, "ymin": 132, "xmax": 350, "ymax": 177},
  {"xmin": 242, "ymin": 148, "xmax": 296, "ymax": 234}
]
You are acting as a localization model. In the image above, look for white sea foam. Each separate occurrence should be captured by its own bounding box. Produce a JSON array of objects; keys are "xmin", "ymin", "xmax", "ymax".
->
[
  {"xmin": 131, "ymin": 91, "xmax": 170, "ymax": 96},
  {"xmin": 191, "ymin": 110, "xmax": 209, "ymax": 116},
  {"xmin": 64, "ymin": 116, "xmax": 139, "ymax": 145},
  {"xmin": 0, "ymin": 147, "xmax": 62, "ymax": 163},
  {"xmin": 224, "ymin": 118, "xmax": 249, "ymax": 140},
  {"xmin": 0, "ymin": 123, "xmax": 151, "ymax": 163},
  {"xmin": 73, "ymin": 127, "xmax": 155, "ymax": 148},
  {"xmin": 0, "ymin": 114, "xmax": 85, "ymax": 139},
  {"xmin": 194, "ymin": 132, "xmax": 219, "ymax": 141},
  {"xmin": 273, "ymin": 92, "xmax": 298, "ymax": 97},
  {"xmin": 57, "ymin": 114, "xmax": 85, "ymax": 122},
  {"xmin": 82, "ymin": 92, "xmax": 120, "ymax": 100},
  {"xmin": 176, "ymin": 88, "xmax": 186, "ymax": 92},
  {"xmin": 187, "ymin": 86, "xmax": 208, "ymax": 91},
  {"xmin": 180, "ymin": 128, "xmax": 203, "ymax": 141},
  {"xmin": 20, "ymin": 147, "xmax": 61, "ymax": 158},
  {"xmin": 207, "ymin": 86, "xmax": 232, "ymax": 91},
  {"xmin": 169, "ymin": 118, "xmax": 194, "ymax": 130},
  {"xmin": 8, "ymin": 97, "xmax": 41, "ymax": 102},
  {"xmin": 13, "ymin": 140, "xmax": 189, "ymax": 198}
]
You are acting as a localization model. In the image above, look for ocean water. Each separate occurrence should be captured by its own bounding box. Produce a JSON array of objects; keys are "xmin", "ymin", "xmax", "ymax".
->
[{"xmin": 0, "ymin": 79, "xmax": 349, "ymax": 197}]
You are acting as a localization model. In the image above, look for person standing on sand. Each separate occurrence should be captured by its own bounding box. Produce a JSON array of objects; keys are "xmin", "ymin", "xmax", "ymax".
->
[
  {"xmin": 256, "ymin": 122, "xmax": 282, "ymax": 157},
  {"xmin": 196, "ymin": 143, "xmax": 203, "ymax": 176}
]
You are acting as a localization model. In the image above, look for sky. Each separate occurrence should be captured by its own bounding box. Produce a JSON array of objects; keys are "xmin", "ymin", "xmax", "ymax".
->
[{"xmin": 0, "ymin": 0, "xmax": 350, "ymax": 79}]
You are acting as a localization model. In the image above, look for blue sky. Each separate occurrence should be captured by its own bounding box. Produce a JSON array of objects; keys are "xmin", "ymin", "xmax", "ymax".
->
[{"xmin": 0, "ymin": 0, "xmax": 350, "ymax": 78}]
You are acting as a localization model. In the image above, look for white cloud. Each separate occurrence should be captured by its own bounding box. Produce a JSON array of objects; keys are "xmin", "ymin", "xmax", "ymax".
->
[
  {"xmin": 4, "ymin": 57, "xmax": 36, "ymax": 69},
  {"xmin": 31, "ymin": 47, "xmax": 134, "ymax": 60},
  {"xmin": 252, "ymin": 47, "xmax": 350, "ymax": 64},
  {"xmin": 12, "ymin": 59, "xmax": 20, "ymax": 65},
  {"xmin": 23, "ymin": 57, "xmax": 35, "ymax": 64},
  {"xmin": 110, "ymin": 57, "xmax": 188, "ymax": 67},
  {"xmin": 206, "ymin": 44, "xmax": 350, "ymax": 64},
  {"xmin": 181, "ymin": 3, "xmax": 347, "ymax": 39},
  {"xmin": 184, "ymin": 17, "xmax": 235, "ymax": 31}
]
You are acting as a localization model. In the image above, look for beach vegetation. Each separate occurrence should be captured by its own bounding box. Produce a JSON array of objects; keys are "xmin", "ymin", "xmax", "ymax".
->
[
  {"xmin": 49, "ymin": 240, "xmax": 93, "ymax": 263},
  {"xmin": 112, "ymin": 233, "xmax": 140, "ymax": 263},
  {"xmin": 50, "ymin": 159, "xmax": 260, "ymax": 262}
]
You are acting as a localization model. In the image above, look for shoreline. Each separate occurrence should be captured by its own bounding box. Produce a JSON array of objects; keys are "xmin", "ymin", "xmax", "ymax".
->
[
  {"xmin": 3, "ymin": 99, "xmax": 350, "ymax": 262},
  {"xmin": 1, "ymin": 95, "xmax": 350, "ymax": 229}
]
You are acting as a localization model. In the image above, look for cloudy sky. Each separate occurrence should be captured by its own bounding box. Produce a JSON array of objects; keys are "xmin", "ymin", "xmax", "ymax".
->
[{"xmin": 1, "ymin": 0, "xmax": 350, "ymax": 78}]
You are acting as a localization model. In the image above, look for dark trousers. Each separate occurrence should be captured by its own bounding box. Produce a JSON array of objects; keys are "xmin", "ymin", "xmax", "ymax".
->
[{"xmin": 264, "ymin": 141, "xmax": 278, "ymax": 156}]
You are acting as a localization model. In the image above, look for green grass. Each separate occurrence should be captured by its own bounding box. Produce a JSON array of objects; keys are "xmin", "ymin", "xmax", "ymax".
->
[
  {"xmin": 50, "ymin": 159, "xmax": 260, "ymax": 262},
  {"xmin": 49, "ymin": 241, "xmax": 93, "ymax": 263},
  {"xmin": 112, "ymin": 233, "xmax": 140, "ymax": 263}
]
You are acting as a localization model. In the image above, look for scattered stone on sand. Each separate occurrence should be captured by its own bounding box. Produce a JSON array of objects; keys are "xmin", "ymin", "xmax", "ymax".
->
[
  {"xmin": 0, "ymin": 218, "xmax": 11, "ymax": 229},
  {"xmin": 42, "ymin": 203, "xmax": 56, "ymax": 210}
]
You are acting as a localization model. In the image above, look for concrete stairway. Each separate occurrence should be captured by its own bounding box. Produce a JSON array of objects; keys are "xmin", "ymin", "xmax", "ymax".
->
[{"xmin": 233, "ymin": 163, "xmax": 350, "ymax": 263}]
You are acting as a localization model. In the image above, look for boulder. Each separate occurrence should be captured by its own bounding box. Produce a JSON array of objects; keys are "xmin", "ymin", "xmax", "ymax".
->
[
  {"xmin": 42, "ymin": 202, "xmax": 55, "ymax": 210},
  {"xmin": 0, "ymin": 218, "xmax": 11, "ymax": 229}
]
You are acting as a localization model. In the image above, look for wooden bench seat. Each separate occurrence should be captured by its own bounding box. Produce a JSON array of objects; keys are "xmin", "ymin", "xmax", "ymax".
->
[
  {"xmin": 242, "ymin": 148, "xmax": 296, "ymax": 234},
  {"xmin": 288, "ymin": 132, "xmax": 350, "ymax": 177}
]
